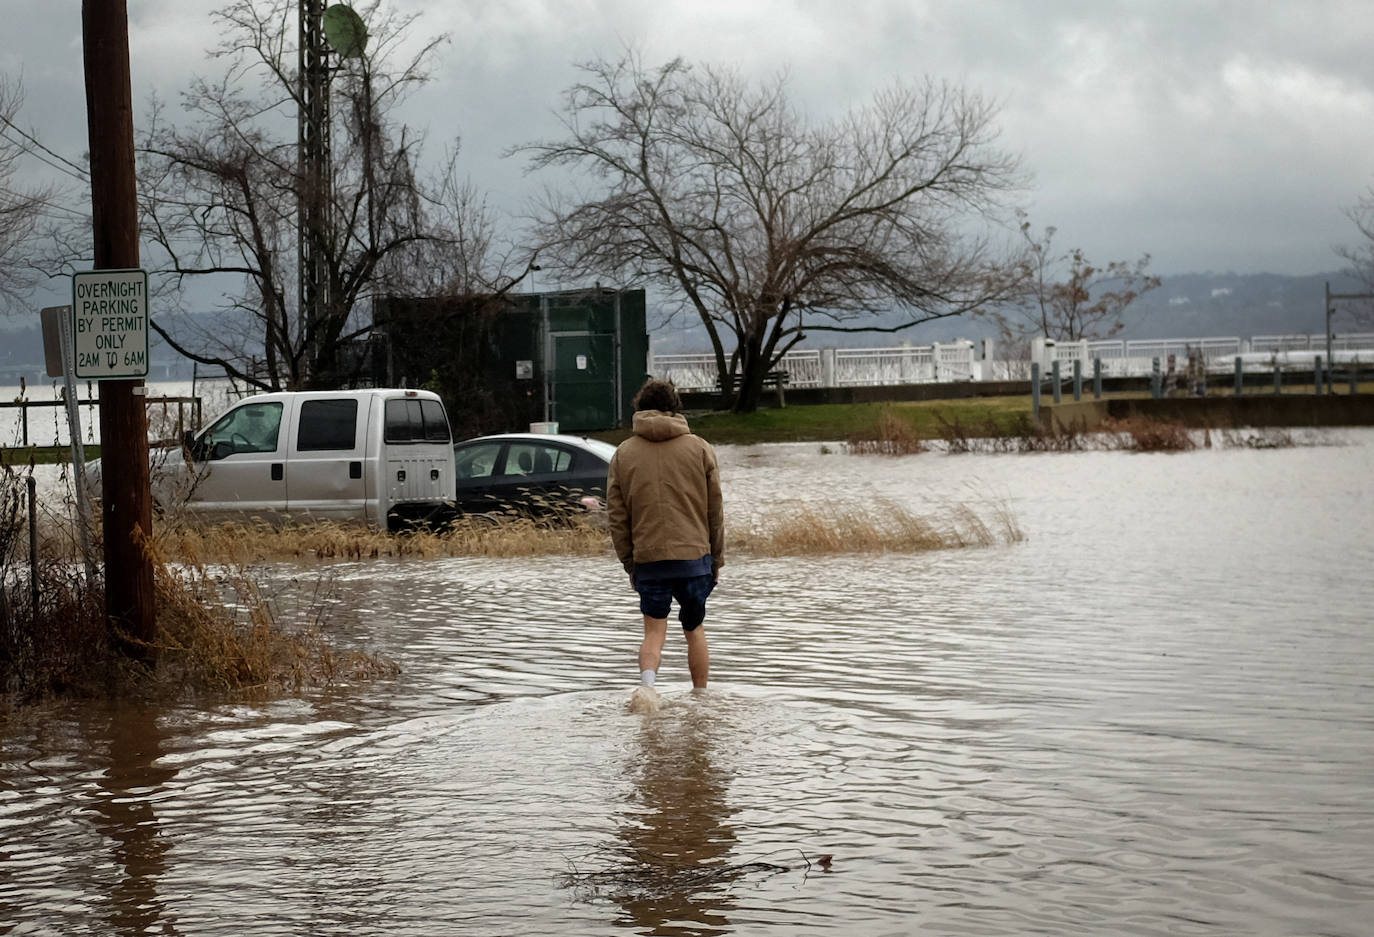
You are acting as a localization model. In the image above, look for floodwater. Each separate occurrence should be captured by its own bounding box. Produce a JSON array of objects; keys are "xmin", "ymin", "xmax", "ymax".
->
[{"xmin": 4, "ymin": 432, "xmax": 1374, "ymax": 936}]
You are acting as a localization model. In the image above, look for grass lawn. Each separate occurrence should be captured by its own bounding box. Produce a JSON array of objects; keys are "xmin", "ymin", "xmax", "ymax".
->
[
  {"xmin": 1, "ymin": 445, "xmax": 101, "ymax": 467},
  {"xmin": 592, "ymin": 396, "xmax": 1037, "ymax": 446}
]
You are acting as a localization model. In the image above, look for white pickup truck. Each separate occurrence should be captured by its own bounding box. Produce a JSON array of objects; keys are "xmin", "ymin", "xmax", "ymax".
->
[{"xmin": 95, "ymin": 388, "xmax": 456, "ymax": 529}]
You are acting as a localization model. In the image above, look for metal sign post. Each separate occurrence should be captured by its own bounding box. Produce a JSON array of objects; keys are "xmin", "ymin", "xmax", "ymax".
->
[{"xmin": 40, "ymin": 305, "xmax": 96, "ymax": 581}]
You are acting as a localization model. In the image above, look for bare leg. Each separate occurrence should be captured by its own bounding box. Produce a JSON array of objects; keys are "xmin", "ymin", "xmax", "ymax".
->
[
  {"xmin": 684, "ymin": 625, "xmax": 709, "ymax": 688},
  {"xmin": 639, "ymin": 616, "xmax": 668, "ymax": 674}
]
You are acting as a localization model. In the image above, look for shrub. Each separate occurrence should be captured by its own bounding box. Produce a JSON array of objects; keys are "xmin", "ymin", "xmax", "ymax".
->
[{"xmin": 846, "ymin": 407, "xmax": 926, "ymax": 455}]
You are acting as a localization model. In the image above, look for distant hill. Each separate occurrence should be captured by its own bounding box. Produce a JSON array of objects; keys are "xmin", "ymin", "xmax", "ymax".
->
[
  {"xmin": 0, "ymin": 319, "xmax": 192, "ymax": 384},
  {"xmin": 650, "ymin": 270, "xmax": 1372, "ymax": 352},
  {"xmin": 1112, "ymin": 271, "xmax": 1369, "ymax": 340},
  {"xmin": 5, "ymin": 271, "xmax": 1369, "ymax": 376}
]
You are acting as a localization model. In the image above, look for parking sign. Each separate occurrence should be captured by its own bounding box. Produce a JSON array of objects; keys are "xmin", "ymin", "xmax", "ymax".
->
[{"xmin": 71, "ymin": 268, "xmax": 150, "ymax": 379}]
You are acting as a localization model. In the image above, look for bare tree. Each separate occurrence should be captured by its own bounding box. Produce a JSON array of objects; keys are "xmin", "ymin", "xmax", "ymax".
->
[
  {"xmin": 1335, "ymin": 186, "xmax": 1374, "ymax": 327},
  {"xmin": 137, "ymin": 0, "xmax": 452, "ymax": 391},
  {"xmin": 985, "ymin": 213, "xmax": 1160, "ymax": 344},
  {"xmin": 392, "ymin": 147, "xmax": 534, "ymax": 299},
  {"xmin": 0, "ymin": 77, "xmax": 62, "ymax": 315},
  {"xmin": 519, "ymin": 52, "xmax": 1025, "ymax": 412}
]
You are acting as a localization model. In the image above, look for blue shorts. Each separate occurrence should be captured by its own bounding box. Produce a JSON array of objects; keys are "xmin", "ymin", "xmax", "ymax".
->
[{"xmin": 635, "ymin": 573, "xmax": 716, "ymax": 631}]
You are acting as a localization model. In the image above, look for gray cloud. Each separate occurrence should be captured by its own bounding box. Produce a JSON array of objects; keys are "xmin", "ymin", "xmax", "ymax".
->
[{"xmin": 6, "ymin": 0, "xmax": 1373, "ymax": 278}]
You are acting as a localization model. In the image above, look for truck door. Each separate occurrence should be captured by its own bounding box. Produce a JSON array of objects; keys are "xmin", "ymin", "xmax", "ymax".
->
[
  {"xmin": 285, "ymin": 397, "xmax": 366, "ymax": 520},
  {"xmin": 189, "ymin": 400, "xmax": 287, "ymax": 519}
]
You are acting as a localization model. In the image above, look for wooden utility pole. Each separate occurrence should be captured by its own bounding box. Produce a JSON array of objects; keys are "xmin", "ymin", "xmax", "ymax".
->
[{"xmin": 82, "ymin": 0, "xmax": 156, "ymax": 659}]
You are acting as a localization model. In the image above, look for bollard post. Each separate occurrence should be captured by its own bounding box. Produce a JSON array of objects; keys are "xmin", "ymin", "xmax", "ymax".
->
[
  {"xmin": 1052, "ymin": 360, "xmax": 1062, "ymax": 404},
  {"xmin": 1351, "ymin": 366, "xmax": 1358, "ymax": 396},
  {"xmin": 1151, "ymin": 357, "xmax": 1161, "ymax": 399},
  {"xmin": 1031, "ymin": 362, "xmax": 1041, "ymax": 420},
  {"xmin": 1073, "ymin": 359, "xmax": 1082, "ymax": 401},
  {"xmin": 1273, "ymin": 365, "xmax": 1281, "ymax": 396},
  {"xmin": 1093, "ymin": 357, "xmax": 1103, "ymax": 399},
  {"xmin": 1234, "ymin": 356, "xmax": 1243, "ymax": 396},
  {"xmin": 1315, "ymin": 355, "xmax": 1324, "ymax": 396}
]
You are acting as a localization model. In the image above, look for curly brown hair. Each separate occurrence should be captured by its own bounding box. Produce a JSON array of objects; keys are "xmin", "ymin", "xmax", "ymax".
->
[{"xmin": 632, "ymin": 378, "xmax": 683, "ymax": 413}]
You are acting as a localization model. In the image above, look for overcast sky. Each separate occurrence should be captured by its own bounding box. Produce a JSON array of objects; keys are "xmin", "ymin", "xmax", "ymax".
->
[{"xmin": 5, "ymin": 0, "xmax": 1374, "ymax": 281}]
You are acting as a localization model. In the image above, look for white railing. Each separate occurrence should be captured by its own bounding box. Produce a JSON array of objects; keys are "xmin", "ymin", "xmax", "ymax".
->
[
  {"xmin": 1043, "ymin": 337, "xmax": 1246, "ymax": 378},
  {"xmin": 650, "ymin": 332, "xmax": 1374, "ymax": 392},
  {"xmin": 652, "ymin": 342, "xmax": 978, "ymax": 390},
  {"xmin": 782, "ymin": 349, "xmax": 823, "ymax": 387},
  {"xmin": 650, "ymin": 353, "xmax": 718, "ymax": 392},
  {"xmin": 1252, "ymin": 332, "xmax": 1374, "ymax": 353},
  {"xmin": 834, "ymin": 346, "xmax": 934, "ymax": 385}
]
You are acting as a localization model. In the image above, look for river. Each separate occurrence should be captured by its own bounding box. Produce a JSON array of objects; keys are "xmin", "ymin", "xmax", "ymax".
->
[{"xmin": 3, "ymin": 432, "xmax": 1373, "ymax": 935}]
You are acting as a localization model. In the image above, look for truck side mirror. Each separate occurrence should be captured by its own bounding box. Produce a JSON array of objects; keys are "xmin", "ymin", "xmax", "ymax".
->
[{"xmin": 183, "ymin": 429, "xmax": 208, "ymax": 462}]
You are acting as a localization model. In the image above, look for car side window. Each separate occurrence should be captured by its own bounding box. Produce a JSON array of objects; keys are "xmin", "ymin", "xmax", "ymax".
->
[
  {"xmin": 201, "ymin": 402, "xmax": 283, "ymax": 460},
  {"xmin": 455, "ymin": 442, "xmax": 503, "ymax": 481},
  {"xmin": 504, "ymin": 443, "xmax": 572, "ymax": 477},
  {"xmin": 297, "ymin": 399, "xmax": 358, "ymax": 451}
]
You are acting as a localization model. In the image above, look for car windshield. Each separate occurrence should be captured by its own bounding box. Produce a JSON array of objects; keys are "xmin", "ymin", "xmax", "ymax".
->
[{"xmin": 454, "ymin": 442, "xmax": 502, "ymax": 480}]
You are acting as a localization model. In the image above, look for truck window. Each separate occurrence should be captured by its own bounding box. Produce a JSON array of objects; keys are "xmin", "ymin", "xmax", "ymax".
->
[
  {"xmin": 201, "ymin": 401, "xmax": 283, "ymax": 459},
  {"xmin": 420, "ymin": 399, "xmax": 451, "ymax": 441},
  {"xmin": 297, "ymin": 399, "xmax": 358, "ymax": 451},
  {"xmin": 385, "ymin": 398, "xmax": 451, "ymax": 443}
]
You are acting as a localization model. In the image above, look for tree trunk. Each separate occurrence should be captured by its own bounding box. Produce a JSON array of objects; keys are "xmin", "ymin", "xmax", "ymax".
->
[{"xmin": 731, "ymin": 332, "xmax": 767, "ymax": 413}]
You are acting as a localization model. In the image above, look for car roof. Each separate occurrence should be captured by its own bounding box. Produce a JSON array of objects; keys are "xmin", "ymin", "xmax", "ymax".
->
[
  {"xmin": 456, "ymin": 432, "xmax": 600, "ymax": 446},
  {"xmin": 231, "ymin": 388, "xmax": 443, "ymax": 404},
  {"xmin": 455, "ymin": 433, "xmax": 617, "ymax": 459}
]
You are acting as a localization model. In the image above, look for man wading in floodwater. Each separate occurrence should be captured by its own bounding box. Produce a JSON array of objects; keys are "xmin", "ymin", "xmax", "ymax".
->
[{"xmin": 607, "ymin": 379, "xmax": 724, "ymax": 704}]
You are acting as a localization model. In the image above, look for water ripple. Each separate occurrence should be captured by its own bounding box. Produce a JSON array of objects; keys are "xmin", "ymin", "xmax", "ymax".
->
[{"xmin": 3, "ymin": 434, "xmax": 1374, "ymax": 935}]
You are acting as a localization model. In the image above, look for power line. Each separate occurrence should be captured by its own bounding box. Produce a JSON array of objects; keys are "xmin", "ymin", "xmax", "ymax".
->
[
  {"xmin": 0, "ymin": 183, "xmax": 88, "ymax": 220},
  {"xmin": 0, "ymin": 118, "xmax": 88, "ymax": 182},
  {"xmin": 1, "ymin": 139, "xmax": 88, "ymax": 186}
]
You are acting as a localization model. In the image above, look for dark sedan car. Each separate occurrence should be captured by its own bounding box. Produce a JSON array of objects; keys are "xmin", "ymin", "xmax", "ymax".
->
[{"xmin": 452, "ymin": 432, "xmax": 617, "ymax": 520}]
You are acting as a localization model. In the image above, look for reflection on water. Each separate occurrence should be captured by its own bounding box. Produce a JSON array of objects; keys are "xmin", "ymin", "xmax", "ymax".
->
[
  {"xmin": 82, "ymin": 705, "xmax": 178, "ymax": 937},
  {"xmin": 611, "ymin": 696, "xmax": 739, "ymax": 936},
  {"xmin": 3, "ymin": 433, "xmax": 1374, "ymax": 935}
]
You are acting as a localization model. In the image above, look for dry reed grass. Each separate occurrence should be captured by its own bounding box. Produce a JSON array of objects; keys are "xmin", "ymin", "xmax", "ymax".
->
[
  {"xmin": 1, "ymin": 545, "xmax": 399, "ymax": 708},
  {"xmin": 846, "ymin": 407, "xmax": 926, "ymax": 455},
  {"xmin": 148, "ymin": 497, "xmax": 1025, "ymax": 565},
  {"xmin": 1098, "ymin": 417, "xmax": 1197, "ymax": 451},
  {"xmin": 732, "ymin": 498, "xmax": 1023, "ymax": 556},
  {"xmin": 907, "ymin": 413, "xmax": 1306, "ymax": 455},
  {"xmin": 158, "ymin": 514, "xmax": 610, "ymax": 564},
  {"xmin": 147, "ymin": 547, "xmax": 400, "ymax": 696},
  {"xmin": 1, "ymin": 465, "xmax": 399, "ymax": 709}
]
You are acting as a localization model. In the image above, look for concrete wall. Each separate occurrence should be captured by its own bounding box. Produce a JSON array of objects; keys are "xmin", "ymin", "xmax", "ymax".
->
[{"xmin": 680, "ymin": 379, "xmax": 1031, "ymax": 410}]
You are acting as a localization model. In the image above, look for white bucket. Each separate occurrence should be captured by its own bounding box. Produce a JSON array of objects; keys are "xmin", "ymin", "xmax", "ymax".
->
[{"xmin": 529, "ymin": 421, "xmax": 559, "ymax": 434}]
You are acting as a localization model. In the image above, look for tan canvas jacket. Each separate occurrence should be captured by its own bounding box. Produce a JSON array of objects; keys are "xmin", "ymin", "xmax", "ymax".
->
[{"xmin": 606, "ymin": 410, "xmax": 724, "ymax": 575}]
